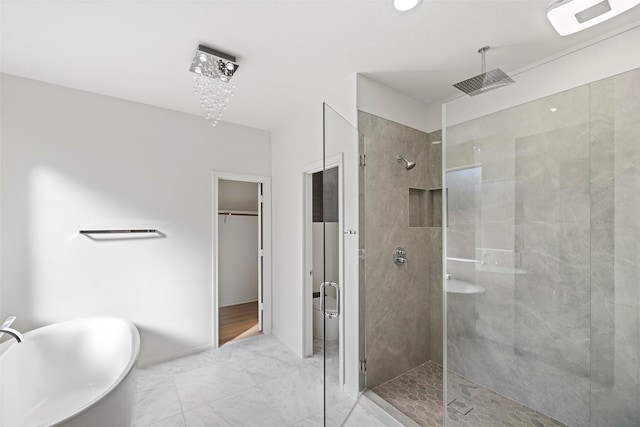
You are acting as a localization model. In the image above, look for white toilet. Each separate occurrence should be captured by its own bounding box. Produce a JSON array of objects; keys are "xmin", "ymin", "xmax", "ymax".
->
[{"xmin": 313, "ymin": 296, "xmax": 339, "ymax": 341}]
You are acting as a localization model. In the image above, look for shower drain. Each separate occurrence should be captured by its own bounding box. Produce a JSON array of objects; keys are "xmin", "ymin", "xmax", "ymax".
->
[{"xmin": 447, "ymin": 397, "xmax": 475, "ymax": 416}]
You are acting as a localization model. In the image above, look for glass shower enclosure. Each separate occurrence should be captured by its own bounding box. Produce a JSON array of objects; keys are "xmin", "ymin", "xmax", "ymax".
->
[{"xmin": 444, "ymin": 67, "xmax": 640, "ymax": 426}]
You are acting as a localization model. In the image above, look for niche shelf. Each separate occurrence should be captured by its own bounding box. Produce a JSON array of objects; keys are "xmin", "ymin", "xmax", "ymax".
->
[{"xmin": 409, "ymin": 187, "xmax": 442, "ymax": 227}]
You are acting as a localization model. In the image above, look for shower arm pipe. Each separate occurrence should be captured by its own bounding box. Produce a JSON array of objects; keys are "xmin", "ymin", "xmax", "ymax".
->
[{"xmin": 479, "ymin": 46, "xmax": 489, "ymax": 73}]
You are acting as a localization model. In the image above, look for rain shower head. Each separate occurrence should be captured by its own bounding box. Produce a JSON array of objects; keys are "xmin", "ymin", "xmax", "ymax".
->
[
  {"xmin": 397, "ymin": 155, "xmax": 416, "ymax": 170},
  {"xmin": 453, "ymin": 46, "xmax": 515, "ymax": 96}
]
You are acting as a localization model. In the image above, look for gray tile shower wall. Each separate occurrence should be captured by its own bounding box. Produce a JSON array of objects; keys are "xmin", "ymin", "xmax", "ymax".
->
[
  {"xmin": 445, "ymin": 67, "xmax": 640, "ymax": 426},
  {"xmin": 589, "ymin": 68, "xmax": 640, "ymax": 427},
  {"xmin": 358, "ymin": 111, "xmax": 443, "ymax": 389}
]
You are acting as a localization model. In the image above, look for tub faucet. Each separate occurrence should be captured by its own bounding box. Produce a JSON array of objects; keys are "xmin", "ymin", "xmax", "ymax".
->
[{"xmin": 0, "ymin": 316, "xmax": 24, "ymax": 343}]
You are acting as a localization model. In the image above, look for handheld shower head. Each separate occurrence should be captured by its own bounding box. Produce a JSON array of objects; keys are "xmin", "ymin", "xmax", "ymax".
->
[{"xmin": 397, "ymin": 155, "xmax": 416, "ymax": 171}]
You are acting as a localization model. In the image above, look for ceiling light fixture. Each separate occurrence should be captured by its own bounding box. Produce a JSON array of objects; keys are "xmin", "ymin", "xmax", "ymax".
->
[
  {"xmin": 189, "ymin": 44, "xmax": 239, "ymax": 126},
  {"xmin": 394, "ymin": 0, "xmax": 422, "ymax": 12},
  {"xmin": 547, "ymin": 0, "xmax": 640, "ymax": 36}
]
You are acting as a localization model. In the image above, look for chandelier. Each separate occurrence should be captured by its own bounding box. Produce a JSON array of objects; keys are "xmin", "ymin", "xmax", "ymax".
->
[{"xmin": 189, "ymin": 45, "xmax": 239, "ymax": 126}]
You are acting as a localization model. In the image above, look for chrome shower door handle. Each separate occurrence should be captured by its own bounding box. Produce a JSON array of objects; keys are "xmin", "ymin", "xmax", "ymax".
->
[{"xmin": 320, "ymin": 281, "xmax": 340, "ymax": 319}]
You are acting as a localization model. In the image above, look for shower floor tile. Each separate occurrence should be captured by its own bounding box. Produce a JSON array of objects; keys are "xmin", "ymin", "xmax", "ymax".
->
[{"xmin": 371, "ymin": 361, "xmax": 568, "ymax": 427}]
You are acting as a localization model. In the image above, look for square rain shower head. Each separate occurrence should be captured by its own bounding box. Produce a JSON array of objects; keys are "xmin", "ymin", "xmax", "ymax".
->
[{"xmin": 453, "ymin": 68, "xmax": 515, "ymax": 96}]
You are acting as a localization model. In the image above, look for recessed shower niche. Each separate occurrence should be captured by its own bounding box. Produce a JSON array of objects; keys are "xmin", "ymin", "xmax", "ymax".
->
[{"xmin": 409, "ymin": 187, "xmax": 442, "ymax": 227}]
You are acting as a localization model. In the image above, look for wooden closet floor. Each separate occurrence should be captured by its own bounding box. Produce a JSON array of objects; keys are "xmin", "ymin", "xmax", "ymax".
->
[{"xmin": 219, "ymin": 301, "xmax": 260, "ymax": 345}]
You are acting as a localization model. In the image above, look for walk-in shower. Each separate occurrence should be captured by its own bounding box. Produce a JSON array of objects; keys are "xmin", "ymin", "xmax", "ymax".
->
[
  {"xmin": 442, "ymin": 66, "xmax": 640, "ymax": 427},
  {"xmin": 358, "ymin": 67, "xmax": 640, "ymax": 427}
]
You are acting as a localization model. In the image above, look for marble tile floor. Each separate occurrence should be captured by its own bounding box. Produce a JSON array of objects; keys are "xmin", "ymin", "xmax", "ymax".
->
[
  {"xmin": 134, "ymin": 334, "xmax": 390, "ymax": 427},
  {"xmin": 372, "ymin": 361, "xmax": 567, "ymax": 427}
]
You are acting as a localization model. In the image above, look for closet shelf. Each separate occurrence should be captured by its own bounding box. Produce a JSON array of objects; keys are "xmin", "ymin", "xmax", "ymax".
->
[{"xmin": 218, "ymin": 211, "xmax": 259, "ymax": 217}]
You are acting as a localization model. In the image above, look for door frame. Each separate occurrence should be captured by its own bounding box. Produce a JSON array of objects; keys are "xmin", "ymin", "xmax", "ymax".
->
[
  {"xmin": 302, "ymin": 154, "xmax": 345, "ymax": 387},
  {"xmin": 213, "ymin": 172, "xmax": 272, "ymax": 348}
]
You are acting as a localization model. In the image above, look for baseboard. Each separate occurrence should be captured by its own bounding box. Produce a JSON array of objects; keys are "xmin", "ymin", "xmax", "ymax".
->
[{"xmin": 136, "ymin": 343, "xmax": 213, "ymax": 368}]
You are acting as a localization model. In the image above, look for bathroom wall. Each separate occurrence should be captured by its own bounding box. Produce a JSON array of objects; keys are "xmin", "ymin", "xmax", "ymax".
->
[
  {"xmin": 358, "ymin": 111, "xmax": 442, "ymax": 389},
  {"xmin": 445, "ymin": 68, "xmax": 640, "ymax": 426},
  {"xmin": 588, "ymin": 68, "xmax": 640, "ymax": 426},
  {"xmin": 0, "ymin": 74, "xmax": 271, "ymax": 364},
  {"xmin": 357, "ymin": 75, "xmax": 441, "ymax": 133}
]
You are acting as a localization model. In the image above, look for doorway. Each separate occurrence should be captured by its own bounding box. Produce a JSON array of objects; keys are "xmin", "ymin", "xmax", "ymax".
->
[
  {"xmin": 303, "ymin": 156, "xmax": 345, "ymax": 388},
  {"xmin": 214, "ymin": 173, "xmax": 271, "ymax": 348},
  {"xmin": 309, "ymin": 167, "xmax": 340, "ymax": 352}
]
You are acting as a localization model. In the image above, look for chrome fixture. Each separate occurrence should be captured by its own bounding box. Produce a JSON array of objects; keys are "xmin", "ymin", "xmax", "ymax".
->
[
  {"xmin": 547, "ymin": 0, "xmax": 640, "ymax": 36},
  {"xmin": 394, "ymin": 0, "xmax": 422, "ymax": 11},
  {"xmin": 80, "ymin": 229, "xmax": 159, "ymax": 235},
  {"xmin": 397, "ymin": 155, "xmax": 416, "ymax": 170},
  {"xmin": 394, "ymin": 247, "xmax": 408, "ymax": 265},
  {"xmin": 0, "ymin": 316, "xmax": 24, "ymax": 343},
  {"xmin": 320, "ymin": 282, "xmax": 340, "ymax": 319},
  {"xmin": 189, "ymin": 44, "xmax": 239, "ymax": 127},
  {"xmin": 453, "ymin": 46, "xmax": 515, "ymax": 96}
]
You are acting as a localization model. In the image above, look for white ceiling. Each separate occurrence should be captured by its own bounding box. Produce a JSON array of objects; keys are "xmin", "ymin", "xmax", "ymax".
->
[{"xmin": 2, "ymin": 0, "xmax": 640, "ymax": 131}]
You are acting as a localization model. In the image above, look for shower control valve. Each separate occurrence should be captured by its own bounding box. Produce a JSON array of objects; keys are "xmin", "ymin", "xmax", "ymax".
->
[{"xmin": 394, "ymin": 247, "xmax": 408, "ymax": 265}]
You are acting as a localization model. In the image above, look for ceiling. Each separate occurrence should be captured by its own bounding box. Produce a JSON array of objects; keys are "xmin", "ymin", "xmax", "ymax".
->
[{"xmin": 2, "ymin": 0, "xmax": 640, "ymax": 131}]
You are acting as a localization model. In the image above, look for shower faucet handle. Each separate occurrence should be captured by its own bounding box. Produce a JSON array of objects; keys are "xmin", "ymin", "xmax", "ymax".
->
[{"xmin": 394, "ymin": 247, "xmax": 407, "ymax": 265}]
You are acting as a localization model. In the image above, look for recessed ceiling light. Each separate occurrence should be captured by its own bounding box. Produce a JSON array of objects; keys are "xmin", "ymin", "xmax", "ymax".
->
[
  {"xmin": 547, "ymin": 0, "xmax": 640, "ymax": 36},
  {"xmin": 550, "ymin": 107, "xmax": 558, "ymax": 112},
  {"xmin": 394, "ymin": 0, "xmax": 422, "ymax": 12}
]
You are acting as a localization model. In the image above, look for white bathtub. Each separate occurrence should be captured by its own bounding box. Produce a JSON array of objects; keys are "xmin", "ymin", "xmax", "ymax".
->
[{"xmin": 0, "ymin": 317, "xmax": 140, "ymax": 427}]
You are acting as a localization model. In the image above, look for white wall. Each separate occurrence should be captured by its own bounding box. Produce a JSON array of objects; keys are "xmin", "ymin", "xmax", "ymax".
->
[
  {"xmin": 218, "ymin": 214, "xmax": 259, "ymax": 307},
  {"xmin": 0, "ymin": 74, "xmax": 271, "ymax": 365},
  {"xmin": 357, "ymin": 75, "xmax": 441, "ymax": 133},
  {"xmin": 445, "ymin": 25, "xmax": 640, "ymax": 126},
  {"xmin": 219, "ymin": 180, "xmax": 258, "ymax": 212}
]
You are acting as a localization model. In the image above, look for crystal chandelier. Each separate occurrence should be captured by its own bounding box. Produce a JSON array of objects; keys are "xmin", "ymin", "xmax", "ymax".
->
[{"xmin": 189, "ymin": 45, "xmax": 239, "ymax": 126}]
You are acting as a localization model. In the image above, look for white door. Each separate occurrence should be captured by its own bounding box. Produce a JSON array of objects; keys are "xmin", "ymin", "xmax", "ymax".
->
[{"xmin": 258, "ymin": 182, "xmax": 264, "ymax": 332}]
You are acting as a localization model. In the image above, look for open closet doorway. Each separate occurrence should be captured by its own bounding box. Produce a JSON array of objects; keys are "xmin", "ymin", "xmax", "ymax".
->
[{"xmin": 215, "ymin": 175, "xmax": 269, "ymax": 347}]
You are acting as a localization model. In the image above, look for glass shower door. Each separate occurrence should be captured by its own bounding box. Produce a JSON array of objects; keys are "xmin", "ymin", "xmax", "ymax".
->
[
  {"xmin": 444, "ymin": 67, "xmax": 640, "ymax": 426},
  {"xmin": 321, "ymin": 103, "xmax": 365, "ymax": 425}
]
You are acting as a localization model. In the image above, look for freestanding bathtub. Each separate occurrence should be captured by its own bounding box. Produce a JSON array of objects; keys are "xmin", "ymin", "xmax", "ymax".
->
[{"xmin": 0, "ymin": 317, "xmax": 140, "ymax": 427}]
